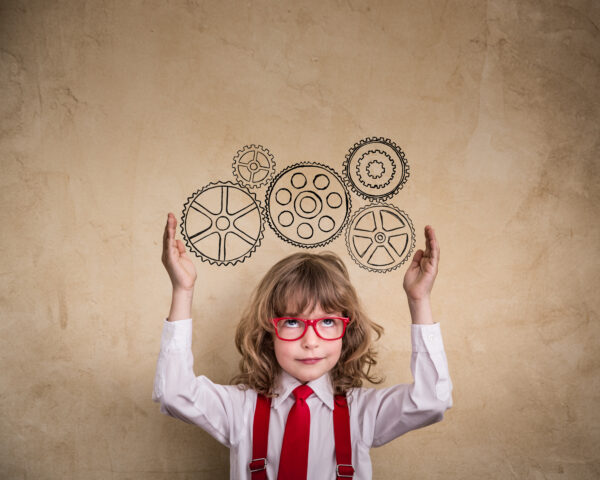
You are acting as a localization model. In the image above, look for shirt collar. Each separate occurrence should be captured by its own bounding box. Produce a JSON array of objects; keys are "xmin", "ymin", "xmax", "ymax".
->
[{"xmin": 271, "ymin": 369, "xmax": 335, "ymax": 411}]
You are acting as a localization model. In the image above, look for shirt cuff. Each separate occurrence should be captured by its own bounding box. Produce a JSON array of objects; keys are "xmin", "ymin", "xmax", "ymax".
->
[
  {"xmin": 161, "ymin": 317, "xmax": 193, "ymax": 353},
  {"xmin": 411, "ymin": 322, "xmax": 445, "ymax": 353}
]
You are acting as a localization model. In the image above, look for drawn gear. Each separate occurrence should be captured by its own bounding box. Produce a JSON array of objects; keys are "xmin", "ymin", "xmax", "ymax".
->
[
  {"xmin": 181, "ymin": 181, "xmax": 264, "ymax": 266},
  {"xmin": 356, "ymin": 150, "xmax": 395, "ymax": 189},
  {"xmin": 343, "ymin": 137, "xmax": 409, "ymax": 201},
  {"xmin": 265, "ymin": 162, "xmax": 352, "ymax": 248},
  {"xmin": 345, "ymin": 203, "xmax": 415, "ymax": 273},
  {"xmin": 365, "ymin": 158, "xmax": 386, "ymax": 179},
  {"xmin": 232, "ymin": 144, "xmax": 276, "ymax": 188}
]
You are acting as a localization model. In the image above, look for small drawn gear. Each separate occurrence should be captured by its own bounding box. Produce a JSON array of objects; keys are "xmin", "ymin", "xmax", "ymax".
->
[
  {"xmin": 232, "ymin": 144, "xmax": 276, "ymax": 188},
  {"xmin": 180, "ymin": 181, "xmax": 264, "ymax": 266},
  {"xmin": 365, "ymin": 158, "xmax": 386, "ymax": 179},
  {"xmin": 265, "ymin": 162, "xmax": 352, "ymax": 248},
  {"xmin": 345, "ymin": 203, "xmax": 415, "ymax": 273},
  {"xmin": 343, "ymin": 137, "xmax": 409, "ymax": 201},
  {"xmin": 356, "ymin": 150, "xmax": 396, "ymax": 189}
]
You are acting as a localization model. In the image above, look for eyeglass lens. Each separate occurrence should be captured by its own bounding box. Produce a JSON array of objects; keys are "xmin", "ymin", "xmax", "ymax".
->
[{"xmin": 276, "ymin": 318, "xmax": 344, "ymax": 340}]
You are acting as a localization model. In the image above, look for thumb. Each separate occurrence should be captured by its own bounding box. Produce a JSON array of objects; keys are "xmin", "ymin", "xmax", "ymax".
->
[
  {"xmin": 410, "ymin": 249, "xmax": 424, "ymax": 268},
  {"xmin": 176, "ymin": 239, "xmax": 187, "ymax": 256}
]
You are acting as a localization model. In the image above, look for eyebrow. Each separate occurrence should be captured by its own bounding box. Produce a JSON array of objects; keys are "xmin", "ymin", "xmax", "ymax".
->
[{"xmin": 282, "ymin": 302, "xmax": 342, "ymax": 317}]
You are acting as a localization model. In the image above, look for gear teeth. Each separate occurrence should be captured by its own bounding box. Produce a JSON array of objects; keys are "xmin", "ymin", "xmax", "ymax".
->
[
  {"xmin": 232, "ymin": 144, "xmax": 276, "ymax": 189},
  {"xmin": 181, "ymin": 181, "xmax": 264, "ymax": 266},
  {"xmin": 265, "ymin": 162, "xmax": 352, "ymax": 249},
  {"xmin": 356, "ymin": 149, "xmax": 396, "ymax": 189},
  {"xmin": 345, "ymin": 203, "xmax": 415, "ymax": 273},
  {"xmin": 342, "ymin": 137, "xmax": 409, "ymax": 201}
]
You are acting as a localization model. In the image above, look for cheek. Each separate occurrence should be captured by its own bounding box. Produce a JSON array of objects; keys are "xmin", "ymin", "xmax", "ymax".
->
[
  {"xmin": 273, "ymin": 338, "xmax": 291, "ymax": 363},
  {"xmin": 328, "ymin": 340, "xmax": 343, "ymax": 362},
  {"xmin": 273, "ymin": 339, "xmax": 282, "ymax": 361}
]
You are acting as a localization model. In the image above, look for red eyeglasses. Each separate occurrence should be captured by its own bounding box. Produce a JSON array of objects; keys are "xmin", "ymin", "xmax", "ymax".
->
[{"xmin": 271, "ymin": 316, "xmax": 350, "ymax": 341}]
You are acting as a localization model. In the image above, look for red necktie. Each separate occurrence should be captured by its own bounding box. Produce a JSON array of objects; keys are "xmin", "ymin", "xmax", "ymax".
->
[{"xmin": 277, "ymin": 385, "xmax": 314, "ymax": 480}]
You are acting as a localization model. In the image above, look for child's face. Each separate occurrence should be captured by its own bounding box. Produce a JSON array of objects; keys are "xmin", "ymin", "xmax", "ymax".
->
[{"xmin": 273, "ymin": 302, "xmax": 343, "ymax": 384}]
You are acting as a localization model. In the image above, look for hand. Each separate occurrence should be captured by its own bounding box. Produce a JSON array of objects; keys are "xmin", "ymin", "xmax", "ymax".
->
[
  {"xmin": 403, "ymin": 225, "xmax": 440, "ymax": 301},
  {"xmin": 161, "ymin": 212, "xmax": 197, "ymax": 292}
]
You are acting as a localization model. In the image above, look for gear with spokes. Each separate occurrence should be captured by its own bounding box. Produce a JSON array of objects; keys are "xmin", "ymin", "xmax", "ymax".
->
[
  {"xmin": 181, "ymin": 181, "xmax": 264, "ymax": 266},
  {"xmin": 232, "ymin": 144, "xmax": 276, "ymax": 188},
  {"xmin": 343, "ymin": 137, "xmax": 409, "ymax": 201},
  {"xmin": 345, "ymin": 203, "xmax": 415, "ymax": 273}
]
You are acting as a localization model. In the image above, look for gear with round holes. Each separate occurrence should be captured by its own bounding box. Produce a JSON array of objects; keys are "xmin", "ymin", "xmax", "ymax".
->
[
  {"xmin": 232, "ymin": 144, "xmax": 276, "ymax": 188},
  {"xmin": 343, "ymin": 137, "xmax": 409, "ymax": 201},
  {"xmin": 345, "ymin": 203, "xmax": 415, "ymax": 273},
  {"xmin": 181, "ymin": 181, "xmax": 264, "ymax": 266},
  {"xmin": 265, "ymin": 162, "xmax": 352, "ymax": 248}
]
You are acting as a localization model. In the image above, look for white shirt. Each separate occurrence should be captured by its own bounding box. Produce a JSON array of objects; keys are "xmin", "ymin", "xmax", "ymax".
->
[{"xmin": 153, "ymin": 318, "xmax": 453, "ymax": 479}]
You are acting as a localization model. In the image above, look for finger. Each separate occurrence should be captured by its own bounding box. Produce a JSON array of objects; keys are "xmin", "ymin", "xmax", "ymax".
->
[
  {"xmin": 423, "ymin": 225, "xmax": 433, "ymax": 258},
  {"xmin": 167, "ymin": 213, "xmax": 176, "ymax": 241},
  {"xmin": 427, "ymin": 225, "xmax": 440, "ymax": 263},
  {"xmin": 163, "ymin": 214, "xmax": 169, "ymax": 236},
  {"xmin": 163, "ymin": 213, "xmax": 179, "ymax": 262},
  {"xmin": 162, "ymin": 214, "xmax": 171, "ymax": 252}
]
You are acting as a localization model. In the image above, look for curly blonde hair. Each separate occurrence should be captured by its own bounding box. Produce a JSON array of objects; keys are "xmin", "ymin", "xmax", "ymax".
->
[{"xmin": 230, "ymin": 251, "xmax": 384, "ymax": 396}]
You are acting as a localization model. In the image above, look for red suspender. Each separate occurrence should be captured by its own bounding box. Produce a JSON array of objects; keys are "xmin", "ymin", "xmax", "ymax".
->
[
  {"xmin": 249, "ymin": 393, "xmax": 355, "ymax": 479},
  {"xmin": 249, "ymin": 394, "xmax": 271, "ymax": 480},
  {"xmin": 333, "ymin": 394, "xmax": 355, "ymax": 478}
]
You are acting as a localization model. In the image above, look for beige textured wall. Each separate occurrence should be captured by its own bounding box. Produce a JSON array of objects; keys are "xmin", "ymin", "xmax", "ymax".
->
[{"xmin": 1, "ymin": 0, "xmax": 599, "ymax": 478}]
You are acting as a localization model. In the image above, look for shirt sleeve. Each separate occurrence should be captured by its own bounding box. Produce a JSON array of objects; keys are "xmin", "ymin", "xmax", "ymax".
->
[
  {"xmin": 352, "ymin": 322, "xmax": 453, "ymax": 448},
  {"xmin": 152, "ymin": 318, "xmax": 250, "ymax": 448}
]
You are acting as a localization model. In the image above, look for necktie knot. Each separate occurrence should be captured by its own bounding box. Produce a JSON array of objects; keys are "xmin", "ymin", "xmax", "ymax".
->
[{"xmin": 293, "ymin": 385, "xmax": 313, "ymax": 402}]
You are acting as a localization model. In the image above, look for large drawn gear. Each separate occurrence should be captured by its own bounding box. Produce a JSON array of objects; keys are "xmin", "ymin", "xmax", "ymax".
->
[
  {"xmin": 232, "ymin": 144, "xmax": 276, "ymax": 188},
  {"xmin": 265, "ymin": 162, "xmax": 352, "ymax": 248},
  {"xmin": 181, "ymin": 181, "xmax": 264, "ymax": 266},
  {"xmin": 343, "ymin": 137, "xmax": 410, "ymax": 201},
  {"xmin": 345, "ymin": 203, "xmax": 415, "ymax": 273}
]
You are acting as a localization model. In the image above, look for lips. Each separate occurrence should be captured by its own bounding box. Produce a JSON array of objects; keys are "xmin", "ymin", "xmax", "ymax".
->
[{"xmin": 297, "ymin": 357, "xmax": 323, "ymax": 364}]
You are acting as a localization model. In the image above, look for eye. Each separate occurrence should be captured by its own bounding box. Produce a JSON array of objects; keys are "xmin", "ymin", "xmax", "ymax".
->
[
  {"xmin": 282, "ymin": 318, "xmax": 301, "ymax": 328},
  {"xmin": 320, "ymin": 318, "xmax": 336, "ymax": 327}
]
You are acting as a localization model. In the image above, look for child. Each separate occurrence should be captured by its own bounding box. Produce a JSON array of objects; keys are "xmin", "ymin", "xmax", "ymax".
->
[{"xmin": 153, "ymin": 212, "xmax": 453, "ymax": 479}]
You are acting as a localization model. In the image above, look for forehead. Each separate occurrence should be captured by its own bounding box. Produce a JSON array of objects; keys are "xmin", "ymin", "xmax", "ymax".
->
[
  {"xmin": 284, "ymin": 298, "xmax": 342, "ymax": 317},
  {"xmin": 271, "ymin": 268, "xmax": 347, "ymax": 317}
]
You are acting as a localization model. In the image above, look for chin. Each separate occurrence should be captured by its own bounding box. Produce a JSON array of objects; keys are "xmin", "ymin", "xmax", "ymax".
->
[{"xmin": 295, "ymin": 368, "xmax": 327, "ymax": 383}]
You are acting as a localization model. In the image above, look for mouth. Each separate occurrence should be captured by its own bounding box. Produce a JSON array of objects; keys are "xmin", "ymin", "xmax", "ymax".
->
[{"xmin": 297, "ymin": 357, "xmax": 324, "ymax": 365}]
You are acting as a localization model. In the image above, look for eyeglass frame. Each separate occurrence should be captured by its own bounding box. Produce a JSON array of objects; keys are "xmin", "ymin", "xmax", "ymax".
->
[{"xmin": 271, "ymin": 316, "xmax": 351, "ymax": 341}]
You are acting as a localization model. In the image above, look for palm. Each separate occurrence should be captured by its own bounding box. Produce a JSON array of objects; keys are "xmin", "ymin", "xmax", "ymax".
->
[
  {"xmin": 403, "ymin": 225, "xmax": 440, "ymax": 300},
  {"xmin": 162, "ymin": 213, "xmax": 197, "ymax": 290},
  {"xmin": 171, "ymin": 242, "xmax": 196, "ymax": 285}
]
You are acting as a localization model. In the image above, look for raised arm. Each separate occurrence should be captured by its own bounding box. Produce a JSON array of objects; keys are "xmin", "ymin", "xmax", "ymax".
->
[
  {"xmin": 162, "ymin": 212, "xmax": 197, "ymax": 321},
  {"xmin": 154, "ymin": 213, "xmax": 248, "ymax": 447},
  {"xmin": 354, "ymin": 225, "xmax": 452, "ymax": 448}
]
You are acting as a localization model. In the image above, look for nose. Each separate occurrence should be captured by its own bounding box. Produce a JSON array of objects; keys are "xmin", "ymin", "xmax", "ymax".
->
[{"xmin": 300, "ymin": 324, "xmax": 320, "ymax": 349}]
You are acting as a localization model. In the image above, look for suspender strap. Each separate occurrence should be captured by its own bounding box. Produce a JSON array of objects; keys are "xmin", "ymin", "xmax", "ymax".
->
[
  {"xmin": 250, "ymin": 392, "xmax": 354, "ymax": 479},
  {"xmin": 333, "ymin": 394, "xmax": 355, "ymax": 478},
  {"xmin": 249, "ymin": 394, "xmax": 271, "ymax": 480}
]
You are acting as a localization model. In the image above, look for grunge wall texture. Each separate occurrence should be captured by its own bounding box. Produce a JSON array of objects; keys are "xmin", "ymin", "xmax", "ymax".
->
[{"xmin": 1, "ymin": 1, "xmax": 599, "ymax": 478}]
